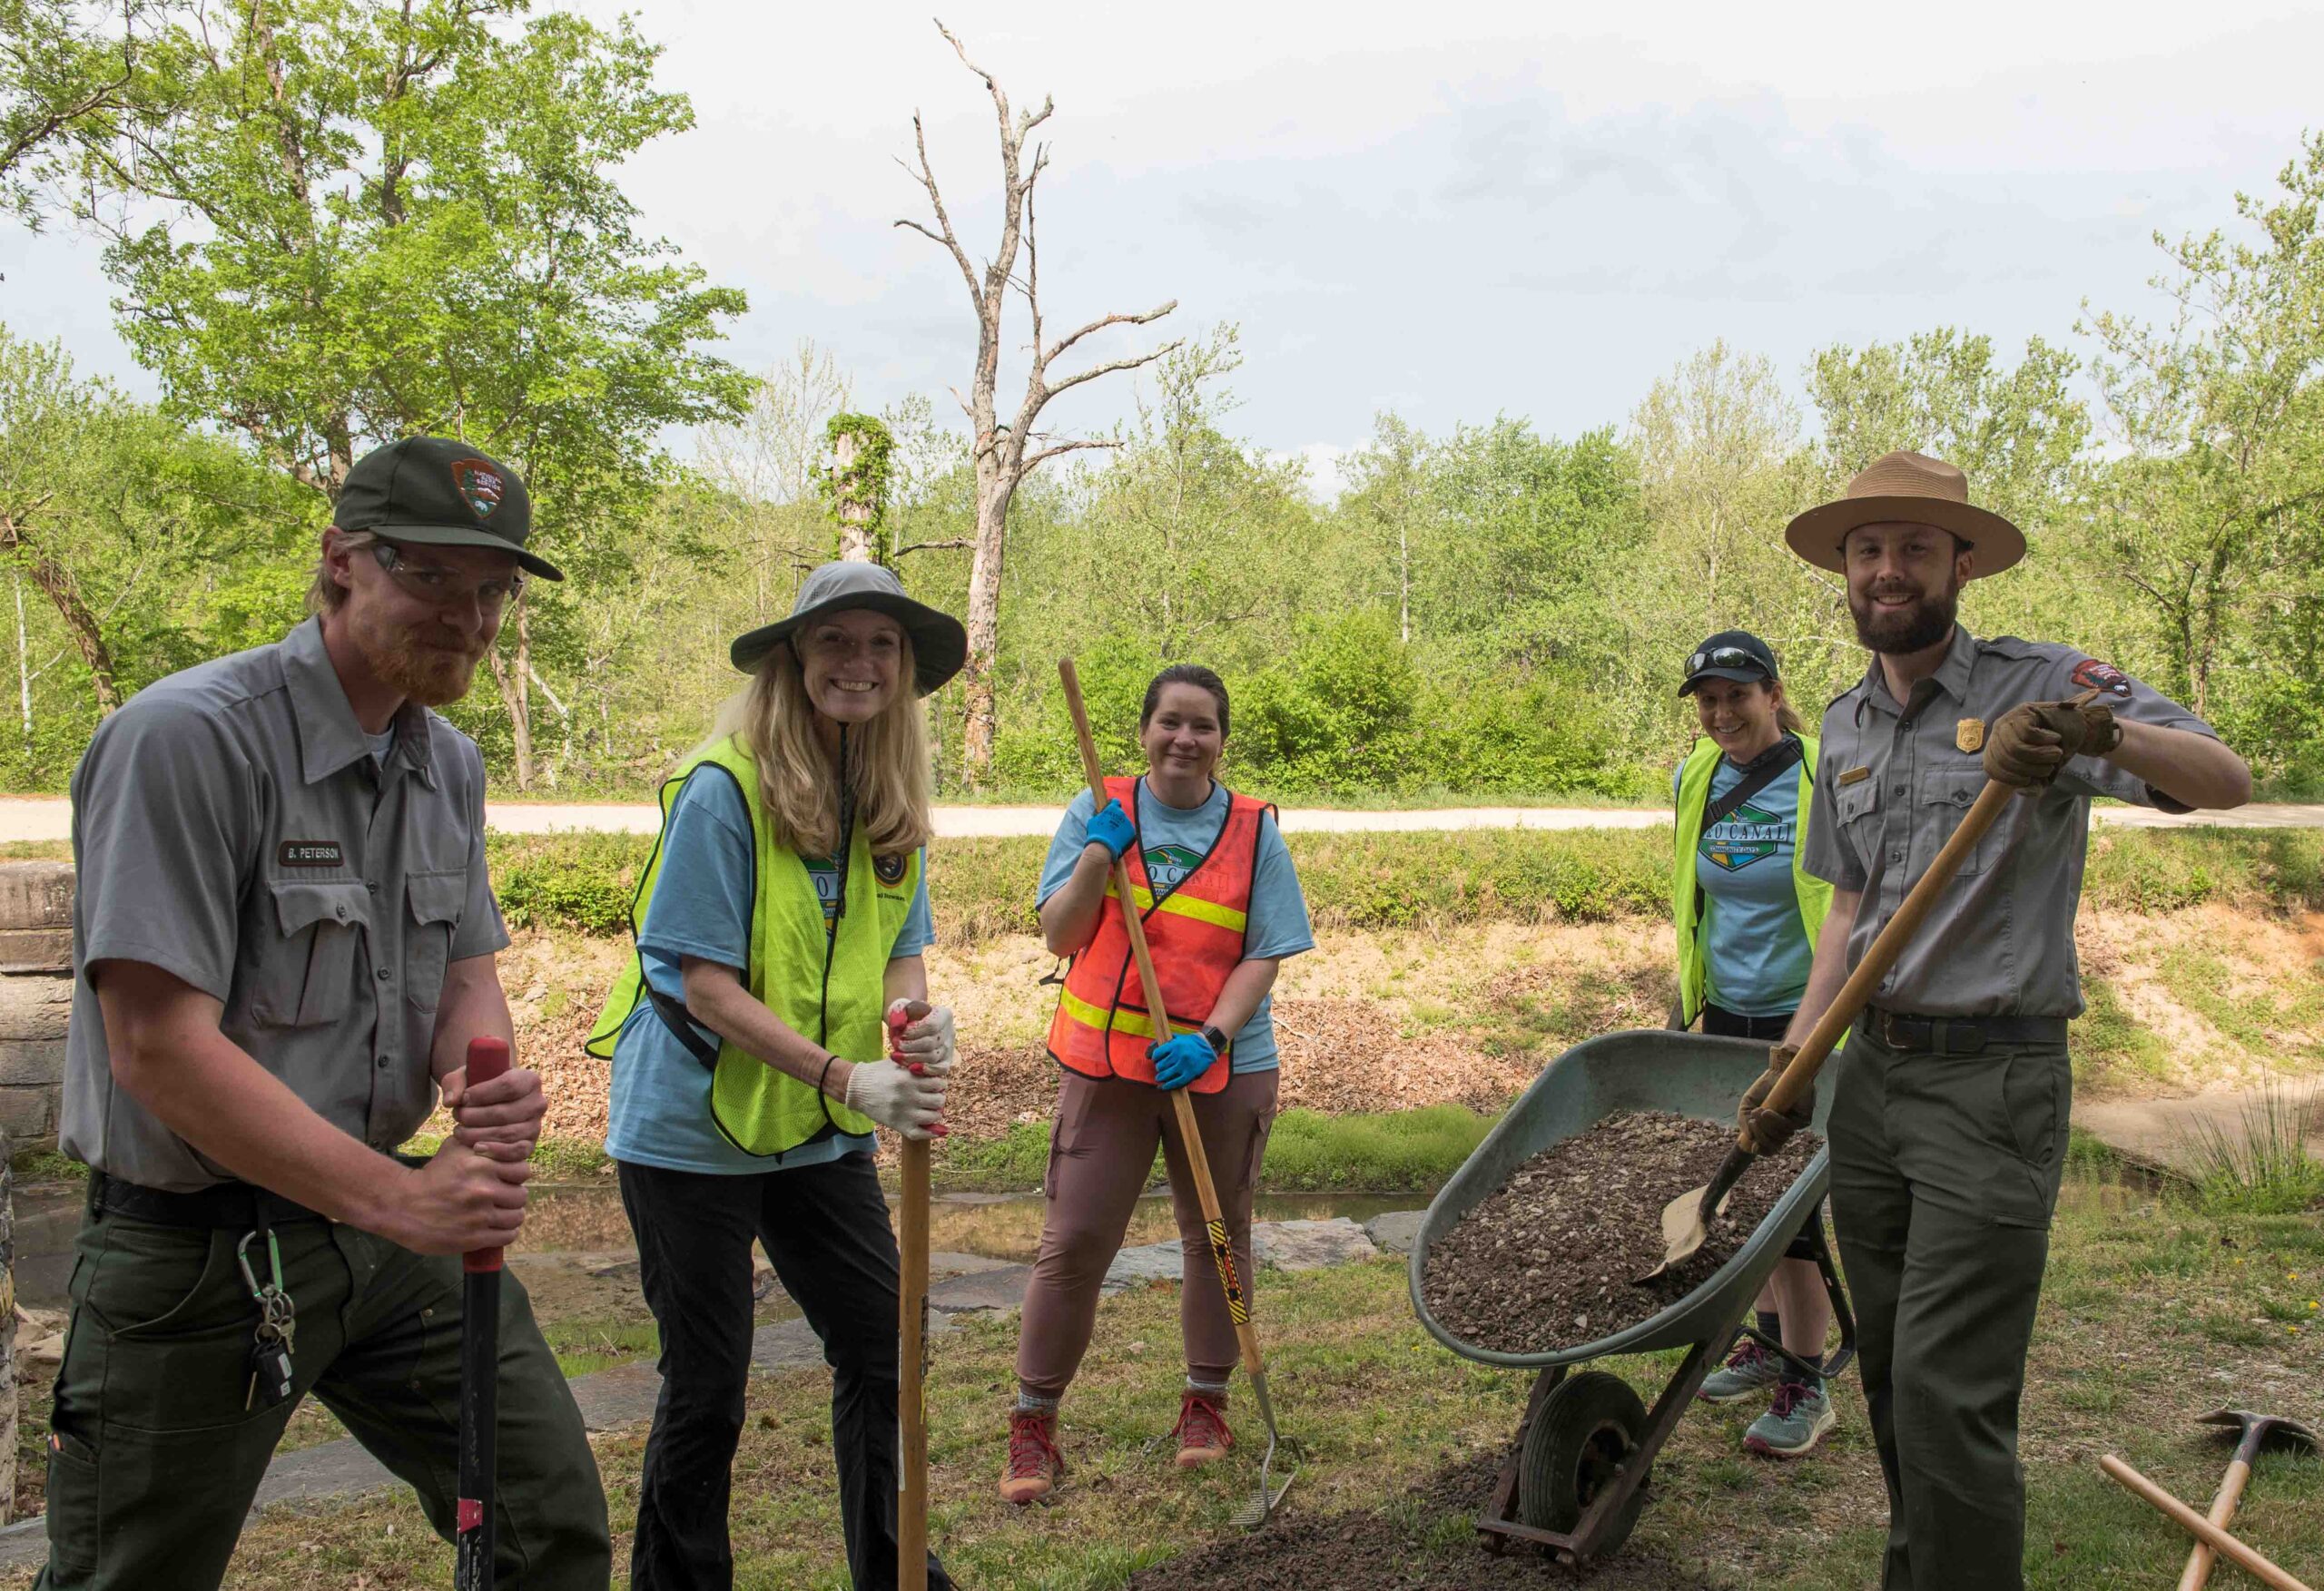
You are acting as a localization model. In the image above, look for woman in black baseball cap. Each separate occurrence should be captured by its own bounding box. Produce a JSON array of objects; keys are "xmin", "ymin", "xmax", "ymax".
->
[{"xmin": 1670, "ymin": 630, "xmax": 1843, "ymax": 1462}]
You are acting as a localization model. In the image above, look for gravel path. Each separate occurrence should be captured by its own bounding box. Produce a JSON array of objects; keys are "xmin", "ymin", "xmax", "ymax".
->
[{"xmin": 1, "ymin": 796, "xmax": 2313, "ymax": 840}]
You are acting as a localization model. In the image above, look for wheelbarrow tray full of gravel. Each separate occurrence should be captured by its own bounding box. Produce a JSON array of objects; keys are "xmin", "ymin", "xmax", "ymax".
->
[{"xmin": 1407, "ymin": 1029, "xmax": 1857, "ymax": 1566}]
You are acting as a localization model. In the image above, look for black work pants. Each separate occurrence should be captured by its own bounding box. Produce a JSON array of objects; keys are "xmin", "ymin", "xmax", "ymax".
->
[{"xmin": 616, "ymin": 1152, "xmax": 951, "ymax": 1591}]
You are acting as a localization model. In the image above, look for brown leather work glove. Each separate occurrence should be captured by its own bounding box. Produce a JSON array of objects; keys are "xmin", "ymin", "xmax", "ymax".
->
[
  {"xmin": 1983, "ymin": 696, "xmax": 2122, "ymax": 793},
  {"xmin": 1738, "ymin": 1045, "xmax": 1812, "ymax": 1154}
]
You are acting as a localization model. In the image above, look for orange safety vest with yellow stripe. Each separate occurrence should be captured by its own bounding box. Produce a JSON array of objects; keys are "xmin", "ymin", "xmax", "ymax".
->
[{"xmin": 1045, "ymin": 776, "xmax": 1270, "ymax": 1095}]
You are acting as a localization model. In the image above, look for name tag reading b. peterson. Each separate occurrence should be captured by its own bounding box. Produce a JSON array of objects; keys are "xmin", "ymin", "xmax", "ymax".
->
[{"xmin": 278, "ymin": 840, "xmax": 346, "ymax": 869}]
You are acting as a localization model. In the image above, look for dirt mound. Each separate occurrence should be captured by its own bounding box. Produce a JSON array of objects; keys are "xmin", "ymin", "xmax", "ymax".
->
[
  {"xmin": 1420, "ymin": 1112, "xmax": 1820, "ymax": 1355},
  {"xmin": 1128, "ymin": 1454, "xmax": 1718, "ymax": 1589},
  {"xmin": 1275, "ymin": 997, "xmax": 1536, "ymax": 1115}
]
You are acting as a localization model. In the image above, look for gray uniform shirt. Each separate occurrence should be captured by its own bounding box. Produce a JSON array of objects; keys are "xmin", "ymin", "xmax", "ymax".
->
[
  {"xmin": 63, "ymin": 616, "xmax": 509, "ymax": 1191},
  {"xmin": 1801, "ymin": 627, "xmax": 2218, "ymax": 1018}
]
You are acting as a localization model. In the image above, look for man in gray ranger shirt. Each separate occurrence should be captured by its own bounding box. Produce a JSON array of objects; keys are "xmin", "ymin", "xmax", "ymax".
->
[
  {"xmin": 1736, "ymin": 451, "xmax": 2250, "ymax": 1591},
  {"xmin": 40, "ymin": 437, "xmax": 609, "ymax": 1589}
]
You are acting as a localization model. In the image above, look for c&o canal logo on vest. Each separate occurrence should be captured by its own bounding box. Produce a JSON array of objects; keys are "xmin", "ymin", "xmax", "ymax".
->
[
  {"xmin": 1701, "ymin": 802, "xmax": 1786, "ymax": 872},
  {"xmin": 1143, "ymin": 843, "xmax": 1204, "ymax": 892}
]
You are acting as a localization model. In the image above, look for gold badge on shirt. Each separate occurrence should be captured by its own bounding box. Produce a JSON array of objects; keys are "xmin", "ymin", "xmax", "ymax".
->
[{"xmin": 1955, "ymin": 718, "xmax": 1986, "ymax": 753}]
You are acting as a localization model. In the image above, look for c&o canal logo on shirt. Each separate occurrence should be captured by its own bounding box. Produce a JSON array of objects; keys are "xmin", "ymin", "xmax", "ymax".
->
[
  {"xmin": 1700, "ymin": 803, "xmax": 1786, "ymax": 872},
  {"xmin": 804, "ymin": 853, "xmax": 843, "ymax": 917},
  {"xmin": 1143, "ymin": 843, "xmax": 1204, "ymax": 892}
]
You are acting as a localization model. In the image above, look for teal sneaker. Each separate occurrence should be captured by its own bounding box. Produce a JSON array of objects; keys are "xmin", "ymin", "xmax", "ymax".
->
[
  {"xmin": 1744, "ymin": 1380, "xmax": 1835, "ymax": 1458},
  {"xmin": 1697, "ymin": 1339, "xmax": 1782, "ymax": 1404}
]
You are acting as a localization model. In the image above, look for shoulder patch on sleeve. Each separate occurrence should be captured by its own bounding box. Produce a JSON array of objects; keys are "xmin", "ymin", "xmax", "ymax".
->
[{"xmin": 2069, "ymin": 658, "xmax": 2134, "ymax": 699}]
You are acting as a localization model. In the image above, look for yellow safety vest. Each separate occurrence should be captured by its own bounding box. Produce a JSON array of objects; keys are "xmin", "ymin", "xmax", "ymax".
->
[
  {"xmin": 1671, "ymin": 733, "xmax": 1833, "ymax": 1028},
  {"xmin": 585, "ymin": 734, "xmax": 919, "ymax": 1157}
]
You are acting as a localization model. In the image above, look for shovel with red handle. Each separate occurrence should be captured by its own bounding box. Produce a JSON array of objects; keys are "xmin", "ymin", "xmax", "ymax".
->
[{"xmin": 457, "ymin": 1035, "xmax": 512, "ymax": 1591}]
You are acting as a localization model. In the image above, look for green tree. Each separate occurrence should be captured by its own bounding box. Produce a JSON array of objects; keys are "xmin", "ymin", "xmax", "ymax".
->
[
  {"xmin": 44, "ymin": 0, "xmax": 750, "ymax": 786},
  {"xmin": 2079, "ymin": 133, "xmax": 2324, "ymax": 757}
]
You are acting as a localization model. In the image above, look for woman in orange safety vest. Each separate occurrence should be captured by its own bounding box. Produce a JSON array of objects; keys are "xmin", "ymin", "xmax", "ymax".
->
[{"xmin": 998, "ymin": 663, "xmax": 1314, "ymax": 1505}]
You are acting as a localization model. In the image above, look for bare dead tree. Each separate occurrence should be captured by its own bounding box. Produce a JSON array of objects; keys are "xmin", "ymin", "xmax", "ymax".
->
[{"xmin": 896, "ymin": 20, "xmax": 1179, "ymax": 784}]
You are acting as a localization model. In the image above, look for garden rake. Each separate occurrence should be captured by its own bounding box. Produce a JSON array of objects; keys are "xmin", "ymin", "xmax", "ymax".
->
[{"xmin": 1060, "ymin": 657, "xmax": 1300, "ymax": 1528}]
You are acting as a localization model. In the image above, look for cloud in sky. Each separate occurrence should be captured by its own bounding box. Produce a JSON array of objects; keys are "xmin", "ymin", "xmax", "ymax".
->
[{"xmin": 5, "ymin": 0, "xmax": 2319, "ymax": 476}]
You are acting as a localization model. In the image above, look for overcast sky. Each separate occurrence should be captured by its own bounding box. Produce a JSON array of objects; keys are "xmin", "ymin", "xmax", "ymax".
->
[{"xmin": 5, "ymin": 0, "xmax": 2320, "ymax": 493}]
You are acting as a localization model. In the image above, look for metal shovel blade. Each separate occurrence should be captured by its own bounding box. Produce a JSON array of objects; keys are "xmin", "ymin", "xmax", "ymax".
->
[{"xmin": 1637, "ymin": 1144, "xmax": 1751, "ymax": 1283}]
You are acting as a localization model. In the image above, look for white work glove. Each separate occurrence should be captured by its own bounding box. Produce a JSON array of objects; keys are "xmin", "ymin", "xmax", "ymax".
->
[
  {"xmin": 886, "ymin": 997, "xmax": 957, "ymax": 1078},
  {"xmin": 844, "ymin": 1058, "xmax": 948, "ymax": 1140}
]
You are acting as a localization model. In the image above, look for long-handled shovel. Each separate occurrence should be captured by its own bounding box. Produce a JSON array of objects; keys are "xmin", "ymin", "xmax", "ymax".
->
[
  {"xmin": 457, "ymin": 1035, "xmax": 512, "ymax": 1591},
  {"xmin": 1059, "ymin": 657, "xmax": 1298, "ymax": 1528},
  {"xmin": 1640, "ymin": 776, "xmax": 2018, "ymax": 1282},
  {"xmin": 893, "ymin": 1005, "xmax": 931, "ymax": 1591}
]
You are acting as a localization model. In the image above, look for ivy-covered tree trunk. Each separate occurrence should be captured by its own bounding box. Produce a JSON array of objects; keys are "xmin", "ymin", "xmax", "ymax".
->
[{"xmin": 832, "ymin": 428, "xmax": 878, "ymax": 563}]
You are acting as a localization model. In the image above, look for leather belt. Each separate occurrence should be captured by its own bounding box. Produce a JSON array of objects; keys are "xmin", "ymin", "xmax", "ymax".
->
[
  {"xmin": 1861, "ymin": 1007, "xmax": 2068, "ymax": 1054},
  {"xmin": 90, "ymin": 1171, "xmax": 328, "ymax": 1230}
]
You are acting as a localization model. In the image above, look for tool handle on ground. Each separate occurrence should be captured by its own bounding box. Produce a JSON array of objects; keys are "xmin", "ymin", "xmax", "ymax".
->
[
  {"xmin": 2102, "ymin": 1456, "xmax": 2313, "ymax": 1591},
  {"xmin": 1751, "ymin": 778, "xmax": 2016, "ymax": 1130},
  {"xmin": 462, "ymin": 1036, "xmax": 513, "ymax": 1275},
  {"xmin": 893, "ymin": 1007, "xmax": 930, "ymax": 1591},
  {"xmin": 1059, "ymin": 659, "xmax": 1267, "ymax": 1379},
  {"xmin": 2177, "ymin": 1458, "xmax": 2255, "ymax": 1591}
]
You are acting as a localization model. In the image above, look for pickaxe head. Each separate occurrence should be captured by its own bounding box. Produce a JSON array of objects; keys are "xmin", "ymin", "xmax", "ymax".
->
[{"xmin": 2196, "ymin": 1406, "xmax": 2319, "ymax": 1465}]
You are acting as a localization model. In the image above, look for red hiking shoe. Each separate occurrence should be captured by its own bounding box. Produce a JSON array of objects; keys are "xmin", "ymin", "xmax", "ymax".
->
[
  {"xmin": 1171, "ymin": 1391, "xmax": 1235, "ymax": 1468},
  {"xmin": 1000, "ymin": 1409, "xmax": 1064, "ymax": 1504}
]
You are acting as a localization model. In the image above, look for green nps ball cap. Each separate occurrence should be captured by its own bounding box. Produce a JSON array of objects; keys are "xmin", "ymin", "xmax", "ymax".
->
[{"xmin": 334, "ymin": 437, "xmax": 563, "ymax": 581}]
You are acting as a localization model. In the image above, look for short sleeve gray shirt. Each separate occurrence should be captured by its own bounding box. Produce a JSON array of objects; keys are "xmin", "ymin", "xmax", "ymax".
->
[
  {"xmin": 63, "ymin": 616, "xmax": 508, "ymax": 1191},
  {"xmin": 1801, "ymin": 627, "xmax": 2219, "ymax": 1018}
]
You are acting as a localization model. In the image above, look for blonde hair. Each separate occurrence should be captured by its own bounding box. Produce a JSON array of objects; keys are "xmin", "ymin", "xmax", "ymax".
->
[
  {"xmin": 307, "ymin": 528, "xmax": 379, "ymax": 614},
  {"xmin": 702, "ymin": 633, "xmax": 933, "ymax": 859}
]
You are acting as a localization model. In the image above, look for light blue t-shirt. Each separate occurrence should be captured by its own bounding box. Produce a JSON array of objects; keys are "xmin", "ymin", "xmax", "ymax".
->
[
  {"xmin": 1038, "ymin": 781, "xmax": 1314, "ymax": 1072},
  {"xmin": 605, "ymin": 766, "xmax": 934, "ymax": 1174},
  {"xmin": 1675, "ymin": 756, "xmax": 1813, "ymax": 1019}
]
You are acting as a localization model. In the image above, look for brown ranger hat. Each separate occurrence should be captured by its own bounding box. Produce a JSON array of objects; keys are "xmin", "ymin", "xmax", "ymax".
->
[{"xmin": 1783, "ymin": 449, "xmax": 2025, "ymax": 578}]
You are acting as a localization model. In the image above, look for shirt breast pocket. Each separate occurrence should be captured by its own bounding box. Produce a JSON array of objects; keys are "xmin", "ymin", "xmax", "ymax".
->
[
  {"xmin": 1834, "ymin": 776, "xmax": 1881, "ymax": 871},
  {"xmin": 253, "ymin": 881, "xmax": 372, "ymax": 1028},
  {"xmin": 406, "ymin": 870, "xmax": 467, "ymax": 1015},
  {"xmin": 1919, "ymin": 768, "xmax": 1994, "ymax": 876}
]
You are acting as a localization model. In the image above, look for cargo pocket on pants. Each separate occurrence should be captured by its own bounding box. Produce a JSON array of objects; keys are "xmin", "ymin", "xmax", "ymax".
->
[{"xmin": 43, "ymin": 1427, "xmax": 98, "ymax": 1575}]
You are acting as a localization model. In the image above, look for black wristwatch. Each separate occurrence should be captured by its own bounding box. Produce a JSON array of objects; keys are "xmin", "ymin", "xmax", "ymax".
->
[{"xmin": 1198, "ymin": 1024, "xmax": 1229, "ymax": 1056}]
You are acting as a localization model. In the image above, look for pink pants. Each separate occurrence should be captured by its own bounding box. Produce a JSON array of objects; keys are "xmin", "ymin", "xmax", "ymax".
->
[{"xmin": 1014, "ymin": 1066, "xmax": 1279, "ymax": 1399}]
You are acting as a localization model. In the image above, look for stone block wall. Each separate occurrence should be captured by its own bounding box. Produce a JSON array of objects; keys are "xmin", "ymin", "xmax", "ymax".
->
[{"xmin": 0, "ymin": 862, "xmax": 73, "ymax": 1149}]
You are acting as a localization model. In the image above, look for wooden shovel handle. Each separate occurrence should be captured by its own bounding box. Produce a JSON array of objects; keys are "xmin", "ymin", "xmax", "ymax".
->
[
  {"xmin": 1754, "ymin": 778, "xmax": 2016, "ymax": 1129},
  {"xmin": 894, "ymin": 1007, "xmax": 929, "ymax": 1591},
  {"xmin": 1059, "ymin": 659, "xmax": 1267, "ymax": 1380},
  {"xmin": 2102, "ymin": 1456, "xmax": 2314, "ymax": 1591}
]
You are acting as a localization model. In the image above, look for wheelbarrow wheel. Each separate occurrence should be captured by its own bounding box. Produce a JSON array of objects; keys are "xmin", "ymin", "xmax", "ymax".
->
[{"xmin": 1517, "ymin": 1370, "xmax": 1651, "ymax": 1552}]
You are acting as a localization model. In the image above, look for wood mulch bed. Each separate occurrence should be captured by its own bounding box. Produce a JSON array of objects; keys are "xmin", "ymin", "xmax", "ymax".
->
[{"xmin": 1418, "ymin": 1112, "xmax": 1820, "ymax": 1356}]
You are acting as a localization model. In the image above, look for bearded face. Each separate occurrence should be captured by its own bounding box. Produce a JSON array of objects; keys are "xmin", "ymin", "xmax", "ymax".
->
[
  {"xmin": 1844, "ymin": 523, "xmax": 1970, "ymax": 656},
  {"xmin": 327, "ymin": 535, "xmax": 514, "ymax": 708}
]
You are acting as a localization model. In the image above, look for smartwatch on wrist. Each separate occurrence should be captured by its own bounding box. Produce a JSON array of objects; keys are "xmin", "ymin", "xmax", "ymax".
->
[{"xmin": 1198, "ymin": 1024, "xmax": 1228, "ymax": 1056}]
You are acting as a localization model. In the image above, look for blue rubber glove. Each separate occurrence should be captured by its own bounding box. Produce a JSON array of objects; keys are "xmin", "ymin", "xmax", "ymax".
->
[
  {"xmin": 1084, "ymin": 798, "xmax": 1136, "ymax": 861},
  {"xmin": 1148, "ymin": 1031, "xmax": 1217, "ymax": 1092}
]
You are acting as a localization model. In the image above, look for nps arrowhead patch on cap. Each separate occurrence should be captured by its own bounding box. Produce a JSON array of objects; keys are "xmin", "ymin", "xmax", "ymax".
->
[{"xmin": 449, "ymin": 458, "xmax": 506, "ymax": 519}]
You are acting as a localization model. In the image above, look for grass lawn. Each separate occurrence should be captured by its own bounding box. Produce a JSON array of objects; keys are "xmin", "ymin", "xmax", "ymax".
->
[{"xmin": 21, "ymin": 1170, "xmax": 2310, "ymax": 1590}]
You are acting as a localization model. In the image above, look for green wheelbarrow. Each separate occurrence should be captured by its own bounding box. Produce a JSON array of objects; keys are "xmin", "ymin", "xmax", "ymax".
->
[{"xmin": 1407, "ymin": 1029, "xmax": 1857, "ymax": 1566}]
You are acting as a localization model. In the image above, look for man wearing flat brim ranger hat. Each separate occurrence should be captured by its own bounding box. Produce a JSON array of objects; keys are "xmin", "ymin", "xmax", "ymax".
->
[{"xmin": 1738, "ymin": 451, "xmax": 2251, "ymax": 1591}]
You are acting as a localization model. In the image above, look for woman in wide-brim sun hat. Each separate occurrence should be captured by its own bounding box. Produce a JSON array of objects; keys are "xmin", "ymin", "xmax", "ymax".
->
[{"xmin": 586, "ymin": 559, "xmax": 964, "ymax": 1590}]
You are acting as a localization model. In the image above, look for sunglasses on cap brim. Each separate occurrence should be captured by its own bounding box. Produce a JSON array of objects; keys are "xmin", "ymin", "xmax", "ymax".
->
[{"xmin": 1686, "ymin": 645, "xmax": 1770, "ymax": 678}]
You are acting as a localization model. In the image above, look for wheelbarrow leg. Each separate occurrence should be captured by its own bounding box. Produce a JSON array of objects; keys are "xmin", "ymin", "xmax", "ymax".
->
[
  {"xmin": 1747, "ymin": 1205, "xmax": 1858, "ymax": 1386},
  {"xmin": 1482, "ymin": 1366, "xmax": 1567, "ymax": 1555}
]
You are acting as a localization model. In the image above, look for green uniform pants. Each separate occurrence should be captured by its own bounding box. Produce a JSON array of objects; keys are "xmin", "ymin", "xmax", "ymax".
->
[
  {"xmin": 34, "ymin": 1203, "xmax": 611, "ymax": 1590},
  {"xmin": 1827, "ymin": 1019, "xmax": 2072, "ymax": 1591}
]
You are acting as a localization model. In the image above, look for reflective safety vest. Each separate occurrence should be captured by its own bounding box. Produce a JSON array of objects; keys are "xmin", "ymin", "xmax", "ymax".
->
[
  {"xmin": 584, "ymin": 733, "xmax": 919, "ymax": 1158},
  {"xmin": 1671, "ymin": 733, "xmax": 1834, "ymax": 1028},
  {"xmin": 1046, "ymin": 776, "xmax": 1270, "ymax": 1094}
]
